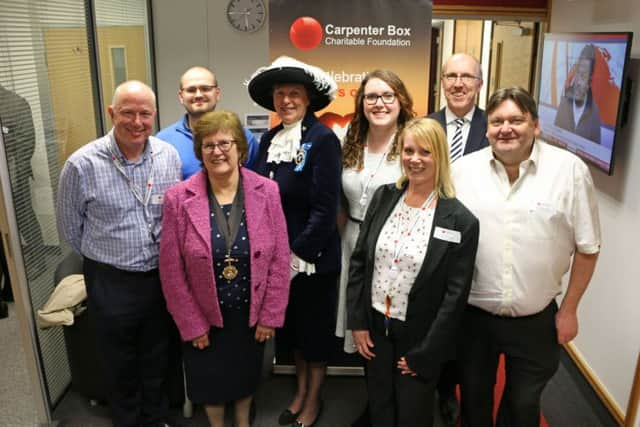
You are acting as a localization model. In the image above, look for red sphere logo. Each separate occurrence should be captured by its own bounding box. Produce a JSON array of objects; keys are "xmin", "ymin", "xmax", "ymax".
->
[{"xmin": 289, "ymin": 17, "xmax": 323, "ymax": 51}]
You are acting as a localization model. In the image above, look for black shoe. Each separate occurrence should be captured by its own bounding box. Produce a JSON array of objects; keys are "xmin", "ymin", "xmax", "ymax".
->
[
  {"xmin": 351, "ymin": 406, "xmax": 371, "ymax": 427},
  {"xmin": 292, "ymin": 400, "xmax": 323, "ymax": 427},
  {"xmin": 439, "ymin": 395, "xmax": 460, "ymax": 426},
  {"xmin": 278, "ymin": 408, "xmax": 300, "ymax": 425}
]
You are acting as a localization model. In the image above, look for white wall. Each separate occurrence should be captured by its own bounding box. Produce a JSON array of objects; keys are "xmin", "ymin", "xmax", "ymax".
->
[
  {"xmin": 550, "ymin": 0, "xmax": 640, "ymax": 417},
  {"xmin": 152, "ymin": 0, "xmax": 269, "ymax": 128}
]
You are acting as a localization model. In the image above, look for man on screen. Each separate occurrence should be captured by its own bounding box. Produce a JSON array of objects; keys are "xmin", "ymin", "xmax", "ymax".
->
[{"xmin": 554, "ymin": 44, "xmax": 602, "ymax": 143}]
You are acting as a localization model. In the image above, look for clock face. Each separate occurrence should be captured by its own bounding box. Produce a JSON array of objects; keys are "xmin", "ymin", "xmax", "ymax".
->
[{"xmin": 227, "ymin": 0, "xmax": 266, "ymax": 33}]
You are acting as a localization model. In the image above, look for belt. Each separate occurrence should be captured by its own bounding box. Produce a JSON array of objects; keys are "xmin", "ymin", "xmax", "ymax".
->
[{"xmin": 85, "ymin": 257, "xmax": 159, "ymax": 278}]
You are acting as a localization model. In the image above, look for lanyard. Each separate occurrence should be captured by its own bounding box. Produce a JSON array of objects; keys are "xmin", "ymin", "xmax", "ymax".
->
[
  {"xmin": 384, "ymin": 191, "xmax": 435, "ymax": 332},
  {"xmin": 108, "ymin": 137, "xmax": 154, "ymax": 207},
  {"xmin": 384, "ymin": 295, "xmax": 392, "ymax": 336},
  {"xmin": 359, "ymin": 135, "xmax": 395, "ymax": 207},
  {"xmin": 208, "ymin": 177, "xmax": 245, "ymax": 283},
  {"xmin": 391, "ymin": 191, "xmax": 436, "ymax": 264},
  {"xmin": 208, "ymin": 176, "xmax": 245, "ymax": 257}
]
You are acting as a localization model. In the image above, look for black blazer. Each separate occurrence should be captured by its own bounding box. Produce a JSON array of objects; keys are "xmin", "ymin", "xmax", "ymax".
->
[
  {"xmin": 347, "ymin": 183, "xmax": 479, "ymax": 381},
  {"xmin": 429, "ymin": 107, "xmax": 489, "ymax": 155},
  {"xmin": 254, "ymin": 111, "xmax": 342, "ymax": 274}
]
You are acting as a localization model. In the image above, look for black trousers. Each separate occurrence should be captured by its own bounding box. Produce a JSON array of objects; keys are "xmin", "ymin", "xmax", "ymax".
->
[
  {"xmin": 366, "ymin": 310, "xmax": 436, "ymax": 427},
  {"xmin": 437, "ymin": 360, "xmax": 458, "ymax": 400},
  {"xmin": 459, "ymin": 302, "xmax": 560, "ymax": 427},
  {"xmin": 83, "ymin": 258, "xmax": 170, "ymax": 427}
]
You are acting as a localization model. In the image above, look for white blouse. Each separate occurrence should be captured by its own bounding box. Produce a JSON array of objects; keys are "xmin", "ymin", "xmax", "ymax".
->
[
  {"xmin": 342, "ymin": 151, "xmax": 401, "ymax": 221},
  {"xmin": 371, "ymin": 197, "xmax": 435, "ymax": 321}
]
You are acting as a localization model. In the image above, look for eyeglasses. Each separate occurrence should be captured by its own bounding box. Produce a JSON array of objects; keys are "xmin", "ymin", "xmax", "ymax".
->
[
  {"xmin": 181, "ymin": 85, "xmax": 218, "ymax": 94},
  {"xmin": 442, "ymin": 73, "xmax": 481, "ymax": 85},
  {"xmin": 202, "ymin": 139, "xmax": 235, "ymax": 153},
  {"xmin": 363, "ymin": 92, "xmax": 396, "ymax": 105}
]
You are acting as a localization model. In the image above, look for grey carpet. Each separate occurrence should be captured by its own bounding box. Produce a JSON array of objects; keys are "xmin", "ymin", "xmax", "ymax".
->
[{"xmin": 0, "ymin": 302, "xmax": 40, "ymax": 427}]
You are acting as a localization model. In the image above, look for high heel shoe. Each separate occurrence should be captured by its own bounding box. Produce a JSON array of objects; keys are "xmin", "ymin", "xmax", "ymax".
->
[
  {"xmin": 292, "ymin": 400, "xmax": 323, "ymax": 427},
  {"xmin": 278, "ymin": 408, "xmax": 300, "ymax": 425}
]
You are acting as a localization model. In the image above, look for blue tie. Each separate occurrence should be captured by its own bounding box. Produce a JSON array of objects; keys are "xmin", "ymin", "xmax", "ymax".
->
[{"xmin": 450, "ymin": 118, "xmax": 465, "ymax": 162}]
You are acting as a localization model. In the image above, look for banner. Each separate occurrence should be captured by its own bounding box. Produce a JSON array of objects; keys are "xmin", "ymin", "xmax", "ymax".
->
[{"xmin": 268, "ymin": 0, "xmax": 432, "ymax": 137}]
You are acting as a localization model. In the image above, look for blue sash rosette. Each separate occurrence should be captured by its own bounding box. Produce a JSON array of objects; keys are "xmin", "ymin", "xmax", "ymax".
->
[{"xmin": 294, "ymin": 142, "xmax": 312, "ymax": 172}]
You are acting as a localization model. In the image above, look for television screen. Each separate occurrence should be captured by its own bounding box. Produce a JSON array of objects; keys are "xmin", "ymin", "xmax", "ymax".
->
[{"xmin": 537, "ymin": 32, "xmax": 633, "ymax": 175}]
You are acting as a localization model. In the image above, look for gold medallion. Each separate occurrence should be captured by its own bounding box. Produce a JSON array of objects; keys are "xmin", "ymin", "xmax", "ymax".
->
[{"xmin": 222, "ymin": 264, "xmax": 238, "ymax": 281}]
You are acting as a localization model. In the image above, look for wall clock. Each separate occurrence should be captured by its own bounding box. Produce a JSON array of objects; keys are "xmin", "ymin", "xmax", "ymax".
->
[{"xmin": 226, "ymin": 0, "xmax": 266, "ymax": 33}]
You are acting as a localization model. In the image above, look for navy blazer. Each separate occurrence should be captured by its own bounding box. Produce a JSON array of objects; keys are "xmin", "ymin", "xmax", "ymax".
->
[
  {"xmin": 254, "ymin": 112, "xmax": 342, "ymax": 274},
  {"xmin": 429, "ymin": 107, "xmax": 489, "ymax": 155},
  {"xmin": 347, "ymin": 183, "xmax": 479, "ymax": 381}
]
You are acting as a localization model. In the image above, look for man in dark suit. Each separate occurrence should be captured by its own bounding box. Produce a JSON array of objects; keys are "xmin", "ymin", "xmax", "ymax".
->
[
  {"xmin": 429, "ymin": 53, "xmax": 488, "ymax": 162},
  {"xmin": 428, "ymin": 53, "xmax": 488, "ymax": 426}
]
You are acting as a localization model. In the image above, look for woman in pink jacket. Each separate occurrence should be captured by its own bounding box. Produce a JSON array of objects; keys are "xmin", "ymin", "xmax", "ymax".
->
[{"xmin": 159, "ymin": 111, "xmax": 290, "ymax": 427}]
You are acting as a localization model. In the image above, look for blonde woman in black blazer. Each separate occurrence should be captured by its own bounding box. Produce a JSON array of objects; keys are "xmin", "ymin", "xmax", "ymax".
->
[{"xmin": 347, "ymin": 118, "xmax": 479, "ymax": 427}]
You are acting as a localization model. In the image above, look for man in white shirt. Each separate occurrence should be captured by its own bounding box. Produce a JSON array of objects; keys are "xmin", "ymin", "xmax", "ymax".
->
[{"xmin": 452, "ymin": 87, "xmax": 601, "ymax": 427}]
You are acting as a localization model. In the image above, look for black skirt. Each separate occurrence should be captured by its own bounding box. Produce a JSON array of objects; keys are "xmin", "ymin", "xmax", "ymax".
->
[
  {"xmin": 182, "ymin": 304, "xmax": 264, "ymax": 404},
  {"xmin": 277, "ymin": 272, "xmax": 338, "ymax": 362}
]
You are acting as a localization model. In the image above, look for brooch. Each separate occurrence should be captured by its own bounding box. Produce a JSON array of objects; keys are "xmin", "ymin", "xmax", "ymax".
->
[{"xmin": 294, "ymin": 142, "xmax": 312, "ymax": 172}]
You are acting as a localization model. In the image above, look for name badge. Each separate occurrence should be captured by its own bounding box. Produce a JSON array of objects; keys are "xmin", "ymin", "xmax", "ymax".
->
[
  {"xmin": 151, "ymin": 194, "xmax": 164, "ymax": 205},
  {"xmin": 433, "ymin": 226, "xmax": 461, "ymax": 244},
  {"xmin": 529, "ymin": 201, "xmax": 556, "ymax": 218}
]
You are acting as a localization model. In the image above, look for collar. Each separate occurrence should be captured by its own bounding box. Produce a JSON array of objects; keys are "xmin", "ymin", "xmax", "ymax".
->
[
  {"xmin": 267, "ymin": 119, "xmax": 303, "ymax": 164},
  {"xmin": 487, "ymin": 139, "xmax": 539, "ymax": 169},
  {"xmin": 107, "ymin": 129, "xmax": 152, "ymax": 164},
  {"xmin": 178, "ymin": 113, "xmax": 193, "ymax": 136},
  {"xmin": 445, "ymin": 105, "xmax": 476, "ymax": 125}
]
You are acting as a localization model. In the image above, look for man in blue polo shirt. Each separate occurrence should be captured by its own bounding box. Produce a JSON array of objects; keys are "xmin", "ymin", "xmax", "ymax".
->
[{"xmin": 157, "ymin": 66, "xmax": 259, "ymax": 179}]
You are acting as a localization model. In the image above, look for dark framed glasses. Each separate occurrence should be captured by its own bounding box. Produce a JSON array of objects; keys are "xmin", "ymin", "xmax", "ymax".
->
[{"xmin": 363, "ymin": 92, "xmax": 396, "ymax": 105}]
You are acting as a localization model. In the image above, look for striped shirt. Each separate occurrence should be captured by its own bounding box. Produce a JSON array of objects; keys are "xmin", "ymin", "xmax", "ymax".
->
[{"xmin": 56, "ymin": 131, "xmax": 181, "ymax": 272}]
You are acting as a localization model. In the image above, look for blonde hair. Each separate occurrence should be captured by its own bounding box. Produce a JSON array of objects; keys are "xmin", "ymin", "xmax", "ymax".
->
[{"xmin": 396, "ymin": 118, "xmax": 455, "ymax": 199}]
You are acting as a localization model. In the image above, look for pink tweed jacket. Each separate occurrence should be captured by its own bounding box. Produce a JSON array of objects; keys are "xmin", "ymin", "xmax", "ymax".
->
[{"xmin": 159, "ymin": 167, "xmax": 290, "ymax": 341}]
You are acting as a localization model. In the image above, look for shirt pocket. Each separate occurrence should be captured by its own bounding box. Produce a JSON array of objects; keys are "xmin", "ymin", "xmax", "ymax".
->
[{"xmin": 526, "ymin": 201, "xmax": 563, "ymax": 240}]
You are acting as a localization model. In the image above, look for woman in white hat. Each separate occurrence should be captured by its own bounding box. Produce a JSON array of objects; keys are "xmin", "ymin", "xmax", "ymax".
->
[{"xmin": 248, "ymin": 56, "xmax": 341, "ymax": 427}]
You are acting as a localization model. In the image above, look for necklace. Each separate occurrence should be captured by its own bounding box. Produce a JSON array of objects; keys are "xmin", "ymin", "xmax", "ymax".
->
[
  {"xmin": 358, "ymin": 134, "xmax": 395, "ymax": 207},
  {"xmin": 209, "ymin": 177, "xmax": 244, "ymax": 283},
  {"xmin": 383, "ymin": 190, "xmax": 436, "ymax": 336}
]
